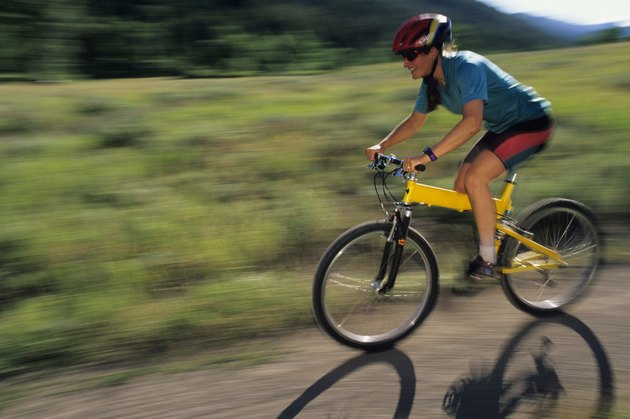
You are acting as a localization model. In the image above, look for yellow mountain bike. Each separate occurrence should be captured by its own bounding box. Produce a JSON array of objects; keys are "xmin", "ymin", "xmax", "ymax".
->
[{"xmin": 312, "ymin": 153, "xmax": 602, "ymax": 351}]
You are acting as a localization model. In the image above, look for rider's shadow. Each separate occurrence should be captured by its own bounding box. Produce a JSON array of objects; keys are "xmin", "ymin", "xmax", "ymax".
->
[
  {"xmin": 277, "ymin": 349, "xmax": 416, "ymax": 418},
  {"xmin": 279, "ymin": 314, "xmax": 614, "ymax": 419},
  {"xmin": 443, "ymin": 314, "xmax": 615, "ymax": 419}
]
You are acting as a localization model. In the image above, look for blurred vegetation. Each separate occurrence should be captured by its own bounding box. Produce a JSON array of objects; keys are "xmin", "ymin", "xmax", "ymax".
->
[
  {"xmin": 0, "ymin": 0, "xmax": 574, "ymax": 81},
  {"xmin": 578, "ymin": 26, "xmax": 629, "ymax": 46},
  {"xmin": 0, "ymin": 42, "xmax": 629, "ymax": 384}
]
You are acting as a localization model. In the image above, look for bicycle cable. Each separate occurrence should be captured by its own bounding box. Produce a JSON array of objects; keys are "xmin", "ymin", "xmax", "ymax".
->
[{"xmin": 373, "ymin": 169, "xmax": 403, "ymax": 218}]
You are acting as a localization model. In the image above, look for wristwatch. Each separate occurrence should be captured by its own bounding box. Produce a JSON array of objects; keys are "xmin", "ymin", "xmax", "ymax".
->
[{"xmin": 423, "ymin": 147, "xmax": 438, "ymax": 161}]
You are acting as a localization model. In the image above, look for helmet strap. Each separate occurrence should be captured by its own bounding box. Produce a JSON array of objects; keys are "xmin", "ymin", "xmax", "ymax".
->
[{"xmin": 427, "ymin": 49, "xmax": 439, "ymax": 81}]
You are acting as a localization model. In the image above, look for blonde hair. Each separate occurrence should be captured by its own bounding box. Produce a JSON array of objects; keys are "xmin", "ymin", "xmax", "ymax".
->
[{"xmin": 443, "ymin": 40, "xmax": 458, "ymax": 53}]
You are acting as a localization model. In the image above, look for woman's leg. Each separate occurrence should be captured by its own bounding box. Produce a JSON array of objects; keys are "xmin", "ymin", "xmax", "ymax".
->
[
  {"xmin": 456, "ymin": 115, "xmax": 553, "ymax": 270},
  {"xmin": 456, "ymin": 149, "xmax": 506, "ymax": 263}
]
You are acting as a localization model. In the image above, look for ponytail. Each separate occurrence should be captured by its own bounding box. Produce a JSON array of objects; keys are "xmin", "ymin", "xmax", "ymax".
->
[
  {"xmin": 423, "ymin": 42, "xmax": 456, "ymax": 113},
  {"xmin": 426, "ymin": 78, "xmax": 441, "ymax": 112}
]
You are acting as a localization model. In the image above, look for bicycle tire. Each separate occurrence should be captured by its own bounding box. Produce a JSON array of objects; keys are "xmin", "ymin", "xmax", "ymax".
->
[
  {"xmin": 312, "ymin": 221, "xmax": 439, "ymax": 351},
  {"xmin": 500, "ymin": 198, "xmax": 602, "ymax": 314}
]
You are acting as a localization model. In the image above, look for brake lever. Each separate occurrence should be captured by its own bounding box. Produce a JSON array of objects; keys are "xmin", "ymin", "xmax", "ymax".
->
[
  {"xmin": 392, "ymin": 167, "xmax": 406, "ymax": 177},
  {"xmin": 369, "ymin": 158, "xmax": 388, "ymax": 171}
]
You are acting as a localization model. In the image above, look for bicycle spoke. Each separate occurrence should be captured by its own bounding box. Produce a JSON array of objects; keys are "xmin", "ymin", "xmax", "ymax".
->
[
  {"xmin": 502, "ymin": 201, "xmax": 600, "ymax": 313},
  {"xmin": 329, "ymin": 272, "xmax": 373, "ymax": 291},
  {"xmin": 313, "ymin": 222, "xmax": 438, "ymax": 348},
  {"xmin": 336, "ymin": 293, "xmax": 378, "ymax": 328},
  {"xmin": 399, "ymin": 248, "xmax": 420, "ymax": 267},
  {"xmin": 535, "ymin": 277, "xmax": 554, "ymax": 301},
  {"xmin": 558, "ymin": 241, "xmax": 597, "ymax": 259}
]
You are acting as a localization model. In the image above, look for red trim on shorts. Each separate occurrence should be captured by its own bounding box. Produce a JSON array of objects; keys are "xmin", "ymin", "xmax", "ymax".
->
[{"xmin": 494, "ymin": 127, "xmax": 553, "ymax": 162}]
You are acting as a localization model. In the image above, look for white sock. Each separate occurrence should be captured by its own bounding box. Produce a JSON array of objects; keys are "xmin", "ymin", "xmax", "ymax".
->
[{"xmin": 479, "ymin": 245, "xmax": 496, "ymax": 264}]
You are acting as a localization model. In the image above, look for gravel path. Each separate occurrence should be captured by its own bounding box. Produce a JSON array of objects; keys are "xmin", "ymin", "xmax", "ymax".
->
[{"xmin": 2, "ymin": 264, "xmax": 628, "ymax": 418}]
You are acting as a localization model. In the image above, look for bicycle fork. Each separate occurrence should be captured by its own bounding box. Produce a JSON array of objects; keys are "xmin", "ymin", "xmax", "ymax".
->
[{"xmin": 372, "ymin": 206, "xmax": 413, "ymax": 293}]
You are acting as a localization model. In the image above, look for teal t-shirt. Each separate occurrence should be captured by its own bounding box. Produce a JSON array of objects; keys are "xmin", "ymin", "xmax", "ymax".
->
[{"xmin": 414, "ymin": 51, "xmax": 551, "ymax": 133}]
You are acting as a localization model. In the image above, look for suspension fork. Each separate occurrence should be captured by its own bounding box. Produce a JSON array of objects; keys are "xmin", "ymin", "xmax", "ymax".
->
[{"xmin": 372, "ymin": 206, "xmax": 413, "ymax": 293}]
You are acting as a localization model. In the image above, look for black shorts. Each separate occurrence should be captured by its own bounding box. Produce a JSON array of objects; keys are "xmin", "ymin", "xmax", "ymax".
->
[{"xmin": 463, "ymin": 115, "xmax": 554, "ymax": 170}]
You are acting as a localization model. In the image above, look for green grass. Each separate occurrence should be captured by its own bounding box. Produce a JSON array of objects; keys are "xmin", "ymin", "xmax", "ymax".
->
[{"xmin": 0, "ymin": 42, "xmax": 629, "ymax": 385}]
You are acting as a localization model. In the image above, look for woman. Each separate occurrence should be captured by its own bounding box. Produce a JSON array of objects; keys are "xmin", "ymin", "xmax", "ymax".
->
[{"xmin": 365, "ymin": 13, "xmax": 554, "ymax": 281}]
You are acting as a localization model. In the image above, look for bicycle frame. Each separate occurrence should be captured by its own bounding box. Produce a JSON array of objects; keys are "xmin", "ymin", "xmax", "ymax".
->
[
  {"xmin": 312, "ymin": 155, "xmax": 600, "ymax": 349},
  {"xmin": 400, "ymin": 172, "xmax": 566, "ymax": 273}
]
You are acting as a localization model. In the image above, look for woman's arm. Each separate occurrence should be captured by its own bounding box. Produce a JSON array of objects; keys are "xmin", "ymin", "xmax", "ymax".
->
[
  {"xmin": 365, "ymin": 111, "xmax": 428, "ymax": 160},
  {"xmin": 403, "ymin": 99, "xmax": 483, "ymax": 170}
]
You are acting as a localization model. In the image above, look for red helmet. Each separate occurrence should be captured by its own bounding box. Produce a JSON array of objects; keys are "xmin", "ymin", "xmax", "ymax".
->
[{"xmin": 392, "ymin": 13, "xmax": 452, "ymax": 53}]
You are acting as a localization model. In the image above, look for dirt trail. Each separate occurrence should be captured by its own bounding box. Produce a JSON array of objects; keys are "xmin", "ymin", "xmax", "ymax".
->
[{"xmin": 2, "ymin": 265, "xmax": 629, "ymax": 418}]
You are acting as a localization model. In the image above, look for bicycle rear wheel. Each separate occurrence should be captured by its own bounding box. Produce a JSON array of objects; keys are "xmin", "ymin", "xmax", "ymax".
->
[
  {"xmin": 312, "ymin": 221, "xmax": 439, "ymax": 351},
  {"xmin": 500, "ymin": 199, "xmax": 602, "ymax": 314}
]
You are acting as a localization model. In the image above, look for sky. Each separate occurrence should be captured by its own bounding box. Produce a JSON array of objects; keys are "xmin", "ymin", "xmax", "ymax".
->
[{"xmin": 477, "ymin": 0, "xmax": 630, "ymax": 26}]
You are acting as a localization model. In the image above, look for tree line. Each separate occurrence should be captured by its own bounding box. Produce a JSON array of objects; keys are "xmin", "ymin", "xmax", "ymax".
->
[{"xmin": 0, "ymin": 0, "xmax": 563, "ymax": 80}]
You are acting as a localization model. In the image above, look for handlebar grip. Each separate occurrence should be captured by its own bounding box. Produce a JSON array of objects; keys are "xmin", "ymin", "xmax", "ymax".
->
[{"xmin": 414, "ymin": 164, "xmax": 426, "ymax": 172}]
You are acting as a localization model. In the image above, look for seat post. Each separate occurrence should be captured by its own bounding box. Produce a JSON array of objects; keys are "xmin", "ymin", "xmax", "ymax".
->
[
  {"xmin": 496, "ymin": 171, "xmax": 518, "ymax": 216},
  {"xmin": 505, "ymin": 170, "xmax": 517, "ymax": 184}
]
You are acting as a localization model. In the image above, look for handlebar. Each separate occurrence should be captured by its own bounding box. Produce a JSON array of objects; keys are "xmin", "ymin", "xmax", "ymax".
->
[{"xmin": 371, "ymin": 153, "xmax": 426, "ymax": 174}]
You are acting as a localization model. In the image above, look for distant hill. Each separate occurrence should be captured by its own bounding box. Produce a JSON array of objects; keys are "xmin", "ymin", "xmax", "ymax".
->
[
  {"xmin": 0, "ymin": 0, "xmax": 578, "ymax": 79},
  {"xmin": 512, "ymin": 13, "xmax": 630, "ymax": 41}
]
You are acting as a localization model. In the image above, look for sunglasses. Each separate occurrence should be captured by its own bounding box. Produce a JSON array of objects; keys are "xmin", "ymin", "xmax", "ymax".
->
[{"xmin": 398, "ymin": 49, "xmax": 422, "ymax": 61}]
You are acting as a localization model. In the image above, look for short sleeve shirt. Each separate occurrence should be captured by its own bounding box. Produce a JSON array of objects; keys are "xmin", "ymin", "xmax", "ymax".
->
[{"xmin": 414, "ymin": 51, "xmax": 551, "ymax": 133}]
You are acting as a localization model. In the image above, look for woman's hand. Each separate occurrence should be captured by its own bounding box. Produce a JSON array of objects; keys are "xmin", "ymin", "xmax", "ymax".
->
[
  {"xmin": 365, "ymin": 144, "xmax": 384, "ymax": 161},
  {"xmin": 403, "ymin": 155, "xmax": 428, "ymax": 172}
]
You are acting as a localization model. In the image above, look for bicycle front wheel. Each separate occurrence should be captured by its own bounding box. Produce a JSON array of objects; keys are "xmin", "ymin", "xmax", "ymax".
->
[
  {"xmin": 312, "ymin": 221, "xmax": 439, "ymax": 351},
  {"xmin": 500, "ymin": 199, "xmax": 602, "ymax": 314}
]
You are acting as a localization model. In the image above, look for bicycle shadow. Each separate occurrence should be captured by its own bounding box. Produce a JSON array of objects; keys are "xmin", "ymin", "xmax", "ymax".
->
[
  {"xmin": 279, "ymin": 314, "xmax": 614, "ymax": 418},
  {"xmin": 443, "ymin": 313, "xmax": 615, "ymax": 419},
  {"xmin": 277, "ymin": 349, "xmax": 416, "ymax": 418}
]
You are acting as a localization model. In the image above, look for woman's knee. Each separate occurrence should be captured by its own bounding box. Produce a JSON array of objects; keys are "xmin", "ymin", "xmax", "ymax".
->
[
  {"xmin": 460, "ymin": 153, "xmax": 505, "ymax": 193},
  {"xmin": 454, "ymin": 164, "xmax": 469, "ymax": 194},
  {"xmin": 455, "ymin": 172, "xmax": 490, "ymax": 195},
  {"xmin": 463, "ymin": 171, "xmax": 490, "ymax": 193},
  {"xmin": 454, "ymin": 178, "xmax": 466, "ymax": 194}
]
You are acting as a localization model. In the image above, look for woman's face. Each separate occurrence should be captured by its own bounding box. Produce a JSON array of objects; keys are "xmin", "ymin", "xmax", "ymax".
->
[{"xmin": 401, "ymin": 48, "xmax": 436, "ymax": 80}]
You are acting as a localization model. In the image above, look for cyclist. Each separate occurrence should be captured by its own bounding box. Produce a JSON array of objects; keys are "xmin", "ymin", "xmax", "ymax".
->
[{"xmin": 366, "ymin": 13, "xmax": 554, "ymax": 282}]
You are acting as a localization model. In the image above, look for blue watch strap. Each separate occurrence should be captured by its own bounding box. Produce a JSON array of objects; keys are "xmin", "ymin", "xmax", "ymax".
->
[{"xmin": 423, "ymin": 147, "xmax": 438, "ymax": 161}]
